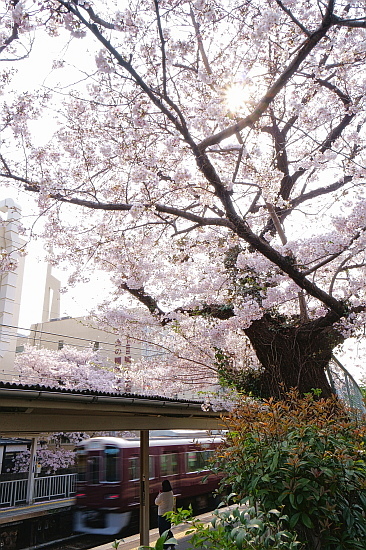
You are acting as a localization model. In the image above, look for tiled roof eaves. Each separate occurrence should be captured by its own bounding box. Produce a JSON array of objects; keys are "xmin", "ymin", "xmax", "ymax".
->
[{"xmin": 0, "ymin": 381, "xmax": 204, "ymax": 405}]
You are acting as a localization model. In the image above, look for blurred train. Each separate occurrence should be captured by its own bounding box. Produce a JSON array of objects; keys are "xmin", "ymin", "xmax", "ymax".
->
[{"xmin": 73, "ymin": 430, "xmax": 223, "ymax": 535}]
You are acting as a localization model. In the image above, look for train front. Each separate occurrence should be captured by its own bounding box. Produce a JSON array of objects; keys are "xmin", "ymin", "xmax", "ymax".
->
[{"xmin": 74, "ymin": 437, "xmax": 131, "ymax": 536}]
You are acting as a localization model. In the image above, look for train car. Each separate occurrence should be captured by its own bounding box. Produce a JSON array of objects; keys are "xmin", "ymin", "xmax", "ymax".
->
[{"xmin": 73, "ymin": 430, "xmax": 222, "ymax": 535}]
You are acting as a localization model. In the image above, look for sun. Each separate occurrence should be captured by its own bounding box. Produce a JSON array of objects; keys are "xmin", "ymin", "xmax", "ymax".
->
[{"xmin": 225, "ymin": 83, "xmax": 246, "ymax": 114}]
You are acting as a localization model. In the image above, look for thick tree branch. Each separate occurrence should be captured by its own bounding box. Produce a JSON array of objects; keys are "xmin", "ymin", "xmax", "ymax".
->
[
  {"xmin": 274, "ymin": 0, "xmax": 311, "ymax": 36},
  {"xmin": 315, "ymin": 77, "xmax": 352, "ymax": 107},
  {"xmin": 120, "ymin": 283, "xmax": 166, "ymax": 318},
  {"xmin": 0, "ymin": 22, "xmax": 19, "ymax": 56},
  {"xmin": 262, "ymin": 172, "xmax": 354, "ymax": 239},
  {"xmin": 268, "ymin": 172, "xmax": 355, "ymax": 234},
  {"xmin": 0, "ymin": 169, "xmax": 233, "ymax": 228},
  {"xmin": 84, "ymin": 4, "xmax": 115, "ymax": 29},
  {"xmin": 323, "ymin": 0, "xmax": 335, "ymax": 26},
  {"xmin": 291, "ymin": 175, "xmax": 354, "ymax": 210},
  {"xmin": 319, "ymin": 111, "xmax": 356, "ymax": 153},
  {"xmin": 331, "ymin": 15, "xmax": 366, "ymax": 28},
  {"xmin": 198, "ymin": 22, "xmax": 334, "ymax": 150}
]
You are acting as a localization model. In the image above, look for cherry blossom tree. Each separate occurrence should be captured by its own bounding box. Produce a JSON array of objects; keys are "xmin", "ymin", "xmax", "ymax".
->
[
  {"xmin": 11, "ymin": 439, "xmax": 78, "ymax": 475},
  {"xmin": 15, "ymin": 344, "xmax": 118, "ymax": 391},
  {"xmin": 2, "ymin": 0, "xmax": 366, "ymax": 398},
  {"xmin": 14, "ymin": 342, "xmax": 216, "ymax": 399}
]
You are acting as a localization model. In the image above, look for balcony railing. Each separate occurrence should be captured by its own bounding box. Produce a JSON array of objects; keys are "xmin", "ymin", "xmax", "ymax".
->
[{"xmin": 0, "ymin": 473, "xmax": 77, "ymax": 508}]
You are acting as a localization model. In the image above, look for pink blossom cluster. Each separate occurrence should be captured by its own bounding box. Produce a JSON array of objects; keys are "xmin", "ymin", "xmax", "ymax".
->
[
  {"xmin": 15, "ymin": 344, "xmax": 118, "ymax": 392},
  {"xmin": 1, "ymin": 0, "xmax": 366, "ymax": 390}
]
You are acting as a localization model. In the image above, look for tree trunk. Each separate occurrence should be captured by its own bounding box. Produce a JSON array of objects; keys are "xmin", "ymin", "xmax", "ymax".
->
[{"xmin": 243, "ymin": 313, "xmax": 344, "ymax": 399}]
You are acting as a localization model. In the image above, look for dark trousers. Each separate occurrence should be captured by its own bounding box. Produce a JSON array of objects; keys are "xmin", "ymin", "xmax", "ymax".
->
[{"xmin": 158, "ymin": 514, "xmax": 173, "ymax": 540}]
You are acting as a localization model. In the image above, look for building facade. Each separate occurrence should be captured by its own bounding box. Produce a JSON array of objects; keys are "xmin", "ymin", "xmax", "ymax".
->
[
  {"xmin": 28, "ymin": 316, "xmax": 141, "ymax": 368},
  {"xmin": 0, "ymin": 199, "xmax": 25, "ymax": 380}
]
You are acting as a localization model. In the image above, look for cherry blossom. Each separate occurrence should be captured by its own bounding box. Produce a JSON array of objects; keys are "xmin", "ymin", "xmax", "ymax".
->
[
  {"xmin": 1, "ymin": 1, "xmax": 366, "ymax": 397},
  {"xmin": 15, "ymin": 344, "xmax": 118, "ymax": 392}
]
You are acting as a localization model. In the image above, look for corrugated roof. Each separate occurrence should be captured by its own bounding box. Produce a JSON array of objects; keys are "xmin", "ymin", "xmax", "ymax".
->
[
  {"xmin": 0, "ymin": 381, "xmax": 204, "ymax": 404},
  {"xmin": 0, "ymin": 381, "xmax": 224, "ymax": 435}
]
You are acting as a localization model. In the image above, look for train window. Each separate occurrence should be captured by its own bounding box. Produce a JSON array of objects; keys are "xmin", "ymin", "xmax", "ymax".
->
[
  {"xmin": 160, "ymin": 453, "xmax": 179, "ymax": 476},
  {"xmin": 129, "ymin": 457, "xmax": 139, "ymax": 480},
  {"xmin": 128, "ymin": 456, "xmax": 155, "ymax": 480},
  {"xmin": 76, "ymin": 449, "xmax": 87, "ymax": 481},
  {"xmin": 186, "ymin": 451, "xmax": 213, "ymax": 472},
  {"xmin": 88, "ymin": 457, "xmax": 100, "ymax": 484},
  {"xmin": 104, "ymin": 446, "xmax": 120, "ymax": 482}
]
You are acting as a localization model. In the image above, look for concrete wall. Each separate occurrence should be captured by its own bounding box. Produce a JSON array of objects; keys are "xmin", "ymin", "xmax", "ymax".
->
[
  {"xmin": 0, "ymin": 199, "xmax": 25, "ymax": 380},
  {"xmin": 28, "ymin": 316, "xmax": 142, "ymax": 367}
]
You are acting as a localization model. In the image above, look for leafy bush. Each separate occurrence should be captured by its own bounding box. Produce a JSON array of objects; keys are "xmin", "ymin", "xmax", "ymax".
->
[
  {"xmin": 138, "ymin": 529, "xmax": 176, "ymax": 550},
  {"xmin": 216, "ymin": 390, "xmax": 366, "ymax": 550},
  {"xmin": 168, "ymin": 505, "xmax": 302, "ymax": 550}
]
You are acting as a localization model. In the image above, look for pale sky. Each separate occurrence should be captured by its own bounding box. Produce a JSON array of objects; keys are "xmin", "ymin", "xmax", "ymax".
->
[
  {"xmin": 1, "ymin": 184, "xmax": 113, "ymax": 332},
  {"xmin": 2, "ymin": 27, "xmax": 106, "ymax": 330}
]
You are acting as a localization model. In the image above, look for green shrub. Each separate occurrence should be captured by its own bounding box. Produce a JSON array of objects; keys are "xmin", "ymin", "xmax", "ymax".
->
[
  {"xmin": 161, "ymin": 504, "xmax": 302, "ymax": 550},
  {"xmin": 216, "ymin": 389, "xmax": 366, "ymax": 550},
  {"xmin": 138, "ymin": 530, "xmax": 177, "ymax": 550}
]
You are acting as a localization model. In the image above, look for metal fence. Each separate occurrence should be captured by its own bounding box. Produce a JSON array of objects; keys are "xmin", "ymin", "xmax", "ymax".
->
[
  {"xmin": 0, "ymin": 473, "xmax": 77, "ymax": 508},
  {"xmin": 327, "ymin": 354, "xmax": 366, "ymax": 417},
  {"xmin": 0, "ymin": 478, "xmax": 28, "ymax": 507}
]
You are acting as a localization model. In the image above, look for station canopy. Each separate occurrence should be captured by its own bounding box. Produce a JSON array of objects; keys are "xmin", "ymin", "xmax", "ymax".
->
[{"xmin": 0, "ymin": 382, "xmax": 225, "ymax": 436}]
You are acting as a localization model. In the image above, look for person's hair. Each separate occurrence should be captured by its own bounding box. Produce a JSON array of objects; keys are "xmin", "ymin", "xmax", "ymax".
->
[{"xmin": 162, "ymin": 479, "xmax": 172, "ymax": 492}]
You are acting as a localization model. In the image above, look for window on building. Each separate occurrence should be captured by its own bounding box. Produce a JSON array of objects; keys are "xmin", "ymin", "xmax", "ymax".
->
[
  {"xmin": 16, "ymin": 345, "xmax": 24, "ymax": 353},
  {"xmin": 58, "ymin": 340, "xmax": 64, "ymax": 350},
  {"xmin": 1, "ymin": 452, "xmax": 18, "ymax": 474},
  {"xmin": 49, "ymin": 434, "xmax": 70, "ymax": 445},
  {"xmin": 93, "ymin": 341, "xmax": 100, "ymax": 351},
  {"xmin": 160, "ymin": 453, "xmax": 179, "ymax": 477}
]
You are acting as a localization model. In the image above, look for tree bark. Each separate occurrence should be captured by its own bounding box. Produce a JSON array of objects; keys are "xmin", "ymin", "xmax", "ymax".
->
[{"xmin": 243, "ymin": 313, "xmax": 344, "ymax": 399}]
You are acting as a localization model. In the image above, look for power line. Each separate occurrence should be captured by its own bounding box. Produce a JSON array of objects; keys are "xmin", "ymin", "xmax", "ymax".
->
[{"xmin": 0, "ymin": 323, "xmax": 166, "ymax": 355}]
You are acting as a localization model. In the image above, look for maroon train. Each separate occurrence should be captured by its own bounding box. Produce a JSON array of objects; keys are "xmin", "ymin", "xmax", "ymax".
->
[{"xmin": 73, "ymin": 431, "xmax": 222, "ymax": 535}]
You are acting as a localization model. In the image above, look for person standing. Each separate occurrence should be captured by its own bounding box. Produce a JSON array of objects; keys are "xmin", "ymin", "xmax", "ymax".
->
[{"xmin": 155, "ymin": 479, "xmax": 174, "ymax": 548}]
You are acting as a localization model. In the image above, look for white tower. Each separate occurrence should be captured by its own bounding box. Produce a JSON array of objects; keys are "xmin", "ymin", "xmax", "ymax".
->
[
  {"xmin": 42, "ymin": 262, "xmax": 61, "ymax": 322},
  {"xmin": 0, "ymin": 199, "xmax": 25, "ymax": 380}
]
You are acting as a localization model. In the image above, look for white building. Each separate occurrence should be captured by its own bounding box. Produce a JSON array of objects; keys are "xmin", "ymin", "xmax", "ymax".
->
[
  {"xmin": 0, "ymin": 199, "xmax": 25, "ymax": 380},
  {"xmin": 28, "ymin": 315, "xmax": 142, "ymax": 368}
]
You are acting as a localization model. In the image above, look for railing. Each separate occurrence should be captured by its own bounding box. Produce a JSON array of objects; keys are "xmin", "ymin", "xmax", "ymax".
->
[
  {"xmin": 327, "ymin": 354, "xmax": 366, "ymax": 418},
  {"xmin": 0, "ymin": 473, "xmax": 77, "ymax": 508},
  {"xmin": 0, "ymin": 478, "xmax": 28, "ymax": 507}
]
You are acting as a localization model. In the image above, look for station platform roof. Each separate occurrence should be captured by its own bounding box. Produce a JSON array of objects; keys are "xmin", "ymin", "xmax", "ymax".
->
[{"xmin": 0, "ymin": 382, "xmax": 225, "ymax": 436}]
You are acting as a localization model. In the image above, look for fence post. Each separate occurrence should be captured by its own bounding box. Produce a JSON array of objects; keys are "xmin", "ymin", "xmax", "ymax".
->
[{"xmin": 26, "ymin": 437, "xmax": 37, "ymax": 504}]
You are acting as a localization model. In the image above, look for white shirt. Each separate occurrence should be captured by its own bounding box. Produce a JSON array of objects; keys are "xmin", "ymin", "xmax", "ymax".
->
[{"xmin": 155, "ymin": 490, "xmax": 174, "ymax": 516}]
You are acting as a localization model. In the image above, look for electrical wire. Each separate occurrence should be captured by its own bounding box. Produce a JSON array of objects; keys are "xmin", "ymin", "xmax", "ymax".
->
[{"xmin": 0, "ymin": 323, "xmax": 166, "ymax": 355}]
